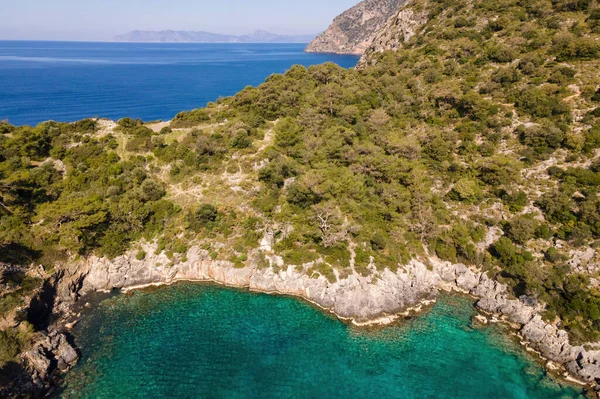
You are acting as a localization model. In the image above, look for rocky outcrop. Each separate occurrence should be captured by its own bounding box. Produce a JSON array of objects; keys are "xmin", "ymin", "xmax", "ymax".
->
[
  {"xmin": 61, "ymin": 241, "xmax": 600, "ymax": 386},
  {"xmin": 305, "ymin": 0, "xmax": 405, "ymax": 55},
  {"xmin": 0, "ymin": 269, "xmax": 79, "ymax": 398},
  {"xmin": 21, "ymin": 330, "xmax": 78, "ymax": 394},
  {"xmin": 475, "ymin": 280, "xmax": 600, "ymax": 384},
  {"xmin": 72, "ymin": 244, "xmax": 441, "ymax": 323},
  {"xmin": 357, "ymin": 3, "xmax": 429, "ymax": 67}
]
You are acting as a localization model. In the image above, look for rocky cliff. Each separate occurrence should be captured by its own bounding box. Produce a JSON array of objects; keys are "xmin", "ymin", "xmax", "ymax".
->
[
  {"xmin": 53, "ymin": 241, "xmax": 600, "ymax": 386},
  {"xmin": 305, "ymin": 0, "xmax": 404, "ymax": 55},
  {"xmin": 357, "ymin": 1, "xmax": 428, "ymax": 67}
]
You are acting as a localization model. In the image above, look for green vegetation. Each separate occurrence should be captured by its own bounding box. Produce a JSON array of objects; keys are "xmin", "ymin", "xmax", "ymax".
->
[
  {"xmin": 2, "ymin": 0, "xmax": 600, "ymax": 343},
  {"xmin": 0, "ymin": 325, "xmax": 32, "ymax": 365}
]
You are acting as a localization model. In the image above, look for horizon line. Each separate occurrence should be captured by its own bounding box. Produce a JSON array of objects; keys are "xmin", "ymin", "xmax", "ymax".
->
[{"xmin": 0, "ymin": 39, "xmax": 316, "ymax": 44}]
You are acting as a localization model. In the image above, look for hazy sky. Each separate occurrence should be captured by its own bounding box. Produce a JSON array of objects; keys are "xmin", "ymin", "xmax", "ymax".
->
[{"xmin": 0, "ymin": 0, "xmax": 358, "ymax": 41}]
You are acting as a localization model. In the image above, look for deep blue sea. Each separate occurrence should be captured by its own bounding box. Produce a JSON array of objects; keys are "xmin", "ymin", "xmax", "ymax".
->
[
  {"xmin": 0, "ymin": 41, "xmax": 359, "ymax": 126},
  {"xmin": 60, "ymin": 285, "xmax": 583, "ymax": 399}
]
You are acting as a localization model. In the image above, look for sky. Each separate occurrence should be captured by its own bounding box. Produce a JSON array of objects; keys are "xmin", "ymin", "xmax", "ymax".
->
[{"xmin": 0, "ymin": 0, "xmax": 359, "ymax": 41}]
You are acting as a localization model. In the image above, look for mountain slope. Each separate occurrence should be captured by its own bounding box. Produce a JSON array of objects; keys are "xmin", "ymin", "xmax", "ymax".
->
[
  {"xmin": 114, "ymin": 30, "xmax": 315, "ymax": 43},
  {"xmin": 305, "ymin": 0, "xmax": 404, "ymax": 54}
]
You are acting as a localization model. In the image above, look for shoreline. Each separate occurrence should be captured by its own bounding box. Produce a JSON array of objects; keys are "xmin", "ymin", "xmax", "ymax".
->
[
  {"xmin": 67, "ymin": 277, "xmax": 590, "ymax": 394},
  {"xmin": 82, "ymin": 276, "xmax": 591, "ymax": 390},
  {"xmin": 115, "ymin": 278, "xmax": 434, "ymax": 327},
  {"xmin": 478, "ymin": 308, "xmax": 592, "ymax": 388},
  {"xmin": 27, "ymin": 244, "xmax": 599, "ymax": 396}
]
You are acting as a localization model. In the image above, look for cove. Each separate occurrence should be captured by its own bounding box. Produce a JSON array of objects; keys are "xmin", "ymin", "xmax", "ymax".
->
[{"xmin": 59, "ymin": 283, "xmax": 584, "ymax": 398}]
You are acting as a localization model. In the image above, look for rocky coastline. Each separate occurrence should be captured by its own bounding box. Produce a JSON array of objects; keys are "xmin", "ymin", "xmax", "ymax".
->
[{"xmin": 14, "ymin": 241, "xmax": 600, "ymax": 396}]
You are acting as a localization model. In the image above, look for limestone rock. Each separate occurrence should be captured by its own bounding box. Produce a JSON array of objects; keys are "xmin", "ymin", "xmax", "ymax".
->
[
  {"xmin": 456, "ymin": 269, "xmax": 479, "ymax": 292},
  {"xmin": 22, "ymin": 330, "xmax": 79, "ymax": 389},
  {"xmin": 306, "ymin": 0, "xmax": 404, "ymax": 55},
  {"xmin": 357, "ymin": 4, "xmax": 429, "ymax": 67},
  {"xmin": 62, "ymin": 241, "xmax": 600, "ymax": 385}
]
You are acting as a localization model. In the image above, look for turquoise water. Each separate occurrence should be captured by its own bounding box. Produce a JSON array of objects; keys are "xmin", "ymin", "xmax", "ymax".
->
[
  {"xmin": 0, "ymin": 41, "xmax": 359, "ymax": 126},
  {"xmin": 60, "ymin": 284, "xmax": 584, "ymax": 398}
]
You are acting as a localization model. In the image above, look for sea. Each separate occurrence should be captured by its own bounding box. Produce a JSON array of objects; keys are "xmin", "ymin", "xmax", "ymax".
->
[
  {"xmin": 0, "ymin": 41, "xmax": 358, "ymax": 126},
  {"xmin": 60, "ymin": 284, "xmax": 583, "ymax": 398},
  {"xmin": 0, "ymin": 41, "xmax": 585, "ymax": 398}
]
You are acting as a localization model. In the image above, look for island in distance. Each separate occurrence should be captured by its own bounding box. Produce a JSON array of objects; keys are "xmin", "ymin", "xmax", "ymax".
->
[{"xmin": 114, "ymin": 29, "xmax": 316, "ymax": 43}]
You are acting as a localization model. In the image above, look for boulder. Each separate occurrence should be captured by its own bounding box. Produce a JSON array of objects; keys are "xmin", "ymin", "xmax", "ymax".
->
[
  {"xmin": 456, "ymin": 269, "xmax": 479, "ymax": 292},
  {"xmin": 22, "ymin": 330, "xmax": 79, "ymax": 388}
]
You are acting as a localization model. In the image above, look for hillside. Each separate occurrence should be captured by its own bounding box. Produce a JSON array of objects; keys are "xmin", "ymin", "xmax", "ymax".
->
[
  {"xmin": 305, "ymin": 0, "xmax": 404, "ymax": 54},
  {"xmin": 3, "ymin": 0, "xmax": 600, "ymax": 393},
  {"xmin": 115, "ymin": 30, "xmax": 315, "ymax": 43}
]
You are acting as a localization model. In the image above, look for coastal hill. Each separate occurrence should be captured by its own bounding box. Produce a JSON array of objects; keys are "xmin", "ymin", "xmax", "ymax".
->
[
  {"xmin": 114, "ymin": 30, "xmax": 315, "ymax": 43},
  {"xmin": 305, "ymin": 0, "xmax": 404, "ymax": 54},
  {"xmin": 3, "ymin": 0, "xmax": 600, "ymax": 396}
]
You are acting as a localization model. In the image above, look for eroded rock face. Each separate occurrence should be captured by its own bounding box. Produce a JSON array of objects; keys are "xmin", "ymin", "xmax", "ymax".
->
[
  {"xmin": 357, "ymin": 4, "xmax": 429, "ymax": 67},
  {"xmin": 76, "ymin": 245, "xmax": 442, "ymax": 323},
  {"xmin": 22, "ymin": 330, "xmax": 79, "ymax": 391},
  {"xmin": 474, "ymin": 277, "xmax": 600, "ymax": 384},
  {"xmin": 305, "ymin": 0, "xmax": 404, "ymax": 55},
  {"xmin": 65, "ymin": 242, "xmax": 600, "ymax": 385}
]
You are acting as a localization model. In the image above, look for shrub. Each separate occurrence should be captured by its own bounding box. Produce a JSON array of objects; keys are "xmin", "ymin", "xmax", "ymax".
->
[
  {"xmin": 370, "ymin": 233, "xmax": 387, "ymax": 250},
  {"xmin": 424, "ymin": 136, "xmax": 453, "ymax": 162},
  {"xmin": 491, "ymin": 67, "xmax": 520, "ymax": 86},
  {"xmin": 535, "ymin": 224, "xmax": 555, "ymax": 240},
  {"xmin": 286, "ymin": 183, "xmax": 319, "ymax": 208},
  {"xmin": 504, "ymin": 216, "xmax": 537, "ymax": 244},
  {"xmin": 140, "ymin": 180, "xmax": 166, "ymax": 202},
  {"xmin": 448, "ymin": 178, "xmax": 483, "ymax": 203},
  {"xmin": 517, "ymin": 124, "xmax": 565, "ymax": 157},
  {"xmin": 230, "ymin": 130, "xmax": 252, "ymax": 149},
  {"xmin": 490, "ymin": 237, "xmax": 532, "ymax": 272},
  {"xmin": 0, "ymin": 328, "xmax": 30, "ymax": 365},
  {"xmin": 274, "ymin": 118, "xmax": 302, "ymax": 148},
  {"xmin": 500, "ymin": 190, "xmax": 529, "ymax": 212},
  {"xmin": 258, "ymin": 159, "xmax": 296, "ymax": 188},
  {"xmin": 194, "ymin": 204, "xmax": 218, "ymax": 225},
  {"xmin": 552, "ymin": 33, "xmax": 600, "ymax": 61},
  {"xmin": 172, "ymin": 109, "xmax": 210, "ymax": 128},
  {"xmin": 585, "ymin": 126, "xmax": 600, "ymax": 151},
  {"xmin": 545, "ymin": 247, "xmax": 568, "ymax": 263},
  {"xmin": 118, "ymin": 118, "xmax": 143, "ymax": 128},
  {"xmin": 515, "ymin": 87, "xmax": 570, "ymax": 118},
  {"xmin": 435, "ymin": 241, "xmax": 457, "ymax": 262},
  {"xmin": 535, "ymin": 191, "xmax": 576, "ymax": 223},
  {"xmin": 487, "ymin": 45, "xmax": 516, "ymax": 63}
]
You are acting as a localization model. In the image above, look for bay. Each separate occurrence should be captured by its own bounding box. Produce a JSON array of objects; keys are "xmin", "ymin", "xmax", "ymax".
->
[{"xmin": 60, "ymin": 284, "xmax": 584, "ymax": 399}]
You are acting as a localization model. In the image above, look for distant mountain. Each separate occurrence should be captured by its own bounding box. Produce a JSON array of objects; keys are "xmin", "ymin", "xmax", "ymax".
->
[{"xmin": 114, "ymin": 30, "xmax": 315, "ymax": 43}]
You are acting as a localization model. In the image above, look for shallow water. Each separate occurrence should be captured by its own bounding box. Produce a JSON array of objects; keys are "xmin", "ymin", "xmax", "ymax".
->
[
  {"xmin": 0, "ymin": 41, "xmax": 359, "ymax": 126},
  {"xmin": 60, "ymin": 283, "xmax": 584, "ymax": 398}
]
